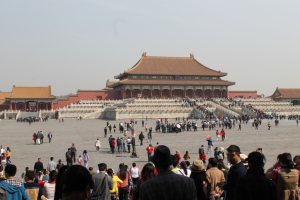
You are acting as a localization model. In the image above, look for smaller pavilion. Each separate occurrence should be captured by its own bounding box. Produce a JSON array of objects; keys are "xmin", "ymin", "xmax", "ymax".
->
[
  {"xmin": 1, "ymin": 86, "xmax": 56, "ymax": 111},
  {"xmin": 270, "ymin": 87, "xmax": 300, "ymax": 105}
]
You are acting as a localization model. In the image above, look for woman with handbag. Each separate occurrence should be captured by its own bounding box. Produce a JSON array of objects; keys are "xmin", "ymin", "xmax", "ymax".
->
[{"xmin": 117, "ymin": 164, "xmax": 132, "ymax": 200}]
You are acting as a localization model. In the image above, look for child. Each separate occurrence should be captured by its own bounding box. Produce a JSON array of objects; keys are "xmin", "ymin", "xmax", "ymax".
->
[
  {"xmin": 77, "ymin": 155, "xmax": 83, "ymax": 166},
  {"xmin": 1, "ymin": 153, "xmax": 6, "ymax": 166}
]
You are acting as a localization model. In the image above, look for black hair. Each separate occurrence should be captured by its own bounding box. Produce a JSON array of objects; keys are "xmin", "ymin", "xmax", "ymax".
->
[
  {"xmin": 180, "ymin": 162, "xmax": 188, "ymax": 175},
  {"xmin": 25, "ymin": 170, "xmax": 36, "ymax": 180},
  {"xmin": 50, "ymin": 157, "xmax": 54, "ymax": 161},
  {"xmin": 279, "ymin": 153, "xmax": 294, "ymax": 169},
  {"xmin": 247, "ymin": 152, "xmax": 263, "ymax": 167},
  {"xmin": 132, "ymin": 163, "xmax": 136, "ymax": 167},
  {"xmin": 49, "ymin": 170, "xmax": 58, "ymax": 182},
  {"xmin": 107, "ymin": 168, "xmax": 113, "ymax": 177},
  {"xmin": 172, "ymin": 157, "xmax": 178, "ymax": 168},
  {"xmin": 293, "ymin": 155, "xmax": 300, "ymax": 163},
  {"xmin": 83, "ymin": 150, "xmax": 87, "ymax": 154},
  {"xmin": 190, "ymin": 171, "xmax": 211, "ymax": 200},
  {"xmin": 5, "ymin": 165, "xmax": 17, "ymax": 177},
  {"xmin": 186, "ymin": 161, "xmax": 190, "ymax": 167},
  {"xmin": 98, "ymin": 163, "xmax": 107, "ymax": 172},
  {"xmin": 226, "ymin": 145, "xmax": 241, "ymax": 155},
  {"xmin": 217, "ymin": 160, "xmax": 226, "ymax": 170},
  {"xmin": 141, "ymin": 163, "xmax": 155, "ymax": 181},
  {"xmin": 208, "ymin": 158, "xmax": 218, "ymax": 167},
  {"xmin": 54, "ymin": 165, "xmax": 93, "ymax": 200},
  {"xmin": 119, "ymin": 164, "xmax": 127, "ymax": 180}
]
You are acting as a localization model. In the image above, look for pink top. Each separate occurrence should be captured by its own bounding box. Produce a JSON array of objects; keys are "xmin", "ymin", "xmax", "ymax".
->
[{"xmin": 117, "ymin": 171, "xmax": 131, "ymax": 188}]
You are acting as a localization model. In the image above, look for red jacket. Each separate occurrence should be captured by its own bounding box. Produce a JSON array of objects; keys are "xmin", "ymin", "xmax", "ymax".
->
[
  {"xmin": 221, "ymin": 130, "xmax": 226, "ymax": 136},
  {"xmin": 175, "ymin": 153, "xmax": 181, "ymax": 164}
]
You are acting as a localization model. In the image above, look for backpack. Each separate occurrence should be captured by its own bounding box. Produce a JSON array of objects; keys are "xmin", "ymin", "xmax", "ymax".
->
[
  {"xmin": 199, "ymin": 148, "xmax": 204, "ymax": 155},
  {"xmin": 0, "ymin": 186, "xmax": 7, "ymax": 200},
  {"xmin": 66, "ymin": 152, "xmax": 71, "ymax": 159},
  {"xmin": 218, "ymin": 152, "xmax": 224, "ymax": 160}
]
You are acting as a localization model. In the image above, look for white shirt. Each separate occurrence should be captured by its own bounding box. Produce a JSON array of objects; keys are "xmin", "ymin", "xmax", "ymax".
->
[
  {"xmin": 0, "ymin": 148, "xmax": 5, "ymax": 155},
  {"xmin": 176, "ymin": 169, "xmax": 191, "ymax": 177},
  {"xmin": 131, "ymin": 167, "xmax": 139, "ymax": 178}
]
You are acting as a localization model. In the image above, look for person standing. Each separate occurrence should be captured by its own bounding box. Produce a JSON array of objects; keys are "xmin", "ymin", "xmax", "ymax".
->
[
  {"xmin": 206, "ymin": 158, "xmax": 225, "ymax": 200},
  {"xmin": 24, "ymin": 170, "xmax": 45, "ymax": 200},
  {"xmin": 109, "ymin": 124, "xmax": 112, "ymax": 133},
  {"xmin": 65, "ymin": 148, "xmax": 72, "ymax": 166},
  {"xmin": 147, "ymin": 128, "xmax": 152, "ymax": 144},
  {"xmin": 216, "ymin": 130, "xmax": 220, "ymax": 142},
  {"xmin": 174, "ymin": 150, "xmax": 181, "ymax": 164},
  {"xmin": 104, "ymin": 126, "xmax": 108, "ymax": 137},
  {"xmin": 234, "ymin": 152, "xmax": 277, "ymax": 200},
  {"xmin": 40, "ymin": 131, "xmax": 44, "ymax": 144},
  {"xmin": 47, "ymin": 157, "xmax": 56, "ymax": 171},
  {"xmin": 34, "ymin": 158, "xmax": 44, "ymax": 179},
  {"xmin": 70, "ymin": 143, "xmax": 77, "ymax": 163},
  {"xmin": 206, "ymin": 137, "xmax": 213, "ymax": 154},
  {"xmin": 139, "ymin": 132, "xmax": 144, "ymax": 146},
  {"xmin": 218, "ymin": 145, "xmax": 246, "ymax": 200},
  {"xmin": 47, "ymin": 132, "xmax": 52, "ymax": 143},
  {"xmin": 221, "ymin": 129, "xmax": 226, "ymax": 141},
  {"xmin": 83, "ymin": 150, "xmax": 89, "ymax": 168},
  {"xmin": 6, "ymin": 147, "xmax": 11, "ymax": 164},
  {"xmin": 183, "ymin": 151, "xmax": 190, "ymax": 161},
  {"xmin": 90, "ymin": 163, "xmax": 113, "ymax": 200},
  {"xmin": 111, "ymin": 138, "xmax": 116, "ymax": 154},
  {"xmin": 113, "ymin": 124, "xmax": 116, "ymax": 133},
  {"xmin": 146, "ymin": 144, "xmax": 153, "ymax": 161},
  {"xmin": 238, "ymin": 122, "xmax": 241, "ymax": 131},
  {"xmin": 131, "ymin": 137, "xmax": 136, "ymax": 153},
  {"xmin": 268, "ymin": 122, "xmax": 271, "ymax": 130},
  {"xmin": 126, "ymin": 137, "xmax": 131, "ymax": 153},
  {"xmin": 130, "ymin": 163, "xmax": 141, "ymax": 185},
  {"xmin": 95, "ymin": 138, "xmax": 101, "ymax": 152}
]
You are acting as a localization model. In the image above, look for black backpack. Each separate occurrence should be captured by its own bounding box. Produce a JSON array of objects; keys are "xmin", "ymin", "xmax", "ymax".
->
[
  {"xmin": 199, "ymin": 148, "xmax": 204, "ymax": 155},
  {"xmin": 0, "ymin": 186, "xmax": 7, "ymax": 200}
]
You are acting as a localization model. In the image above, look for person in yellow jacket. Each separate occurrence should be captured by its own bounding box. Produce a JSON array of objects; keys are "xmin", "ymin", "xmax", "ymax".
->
[
  {"xmin": 6, "ymin": 147, "xmax": 11, "ymax": 164},
  {"xmin": 107, "ymin": 168, "xmax": 123, "ymax": 199}
]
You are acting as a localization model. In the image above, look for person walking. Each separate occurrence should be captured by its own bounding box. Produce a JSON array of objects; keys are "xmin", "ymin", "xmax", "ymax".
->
[
  {"xmin": 111, "ymin": 138, "xmax": 116, "ymax": 154},
  {"xmin": 34, "ymin": 158, "xmax": 44, "ymax": 180},
  {"xmin": 147, "ymin": 128, "xmax": 152, "ymax": 144},
  {"xmin": 95, "ymin": 138, "xmax": 101, "ymax": 152},
  {"xmin": 127, "ymin": 137, "xmax": 131, "ymax": 153},
  {"xmin": 221, "ymin": 129, "xmax": 226, "ymax": 141},
  {"xmin": 70, "ymin": 143, "xmax": 77, "ymax": 163},
  {"xmin": 238, "ymin": 122, "xmax": 241, "ymax": 131},
  {"xmin": 206, "ymin": 137, "xmax": 213, "ymax": 154},
  {"xmin": 47, "ymin": 132, "xmax": 52, "ymax": 143},
  {"xmin": 216, "ymin": 130, "xmax": 220, "ymax": 142},
  {"xmin": 113, "ymin": 124, "xmax": 116, "ymax": 133},
  {"xmin": 104, "ymin": 126, "xmax": 108, "ymax": 137},
  {"xmin": 65, "ymin": 148, "xmax": 72, "ymax": 166},
  {"xmin": 139, "ymin": 132, "xmax": 145, "ymax": 146},
  {"xmin": 6, "ymin": 147, "xmax": 11, "ymax": 164},
  {"xmin": 83, "ymin": 150, "xmax": 89, "ymax": 168},
  {"xmin": 268, "ymin": 122, "xmax": 271, "ymax": 130},
  {"xmin": 146, "ymin": 144, "xmax": 153, "ymax": 161}
]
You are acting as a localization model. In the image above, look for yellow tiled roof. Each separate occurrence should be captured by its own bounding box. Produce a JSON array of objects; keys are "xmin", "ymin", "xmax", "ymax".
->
[{"xmin": 8, "ymin": 86, "xmax": 56, "ymax": 99}]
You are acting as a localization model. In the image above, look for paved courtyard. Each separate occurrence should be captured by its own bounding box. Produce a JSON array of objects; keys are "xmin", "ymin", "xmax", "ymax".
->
[{"xmin": 0, "ymin": 118, "xmax": 299, "ymax": 180}]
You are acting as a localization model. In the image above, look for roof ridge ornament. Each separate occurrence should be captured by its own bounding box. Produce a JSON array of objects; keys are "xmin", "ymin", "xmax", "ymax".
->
[
  {"xmin": 190, "ymin": 53, "xmax": 194, "ymax": 59},
  {"xmin": 142, "ymin": 52, "xmax": 147, "ymax": 57}
]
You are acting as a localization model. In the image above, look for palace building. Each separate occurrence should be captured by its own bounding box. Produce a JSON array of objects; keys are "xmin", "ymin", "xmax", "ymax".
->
[
  {"xmin": 270, "ymin": 87, "xmax": 300, "ymax": 105},
  {"xmin": 0, "ymin": 86, "xmax": 56, "ymax": 111},
  {"xmin": 108, "ymin": 53, "xmax": 235, "ymax": 99}
]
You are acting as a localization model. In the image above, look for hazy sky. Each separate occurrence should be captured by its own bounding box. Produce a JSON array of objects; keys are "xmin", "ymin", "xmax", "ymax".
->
[{"xmin": 1, "ymin": 0, "xmax": 299, "ymax": 96}]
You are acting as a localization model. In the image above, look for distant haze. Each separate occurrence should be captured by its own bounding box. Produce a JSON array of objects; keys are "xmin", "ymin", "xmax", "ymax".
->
[{"xmin": 0, "ymin": 1, "xmax": 299, "ymax": 96}]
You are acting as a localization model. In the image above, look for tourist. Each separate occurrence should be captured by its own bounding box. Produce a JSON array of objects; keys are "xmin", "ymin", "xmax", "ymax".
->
[
  {"xmin": 147, "ymin": 128, "xmax": 152, "ymax": 144},
  {"xmin": 122, "ymin": 137, "xmax": 126, "ymax": 152},
  {"xmin": 126, "ymin": 137, "xmax": 131, "ymax": 153},
  {"xmin": 217, "ymin": 145, "xmax": 246, "ymax": 200},
  {"xmin": 1, "ymin": 153, "xmax": 6, "ymax": 167},
  {"xmin": 206, "ymin": 136, "xmax": 213, "ymax": 154},
  {"xmin": 111, "ymin": 138, "xmax": 116, "ymax": 154},
  {"xmin": 113, "ymin": 124, "xmax": 116, "ymax": 133},
  {"xmin": 218, "ymin": 147, "xmax": 225, "ymax": 162},
  {"xmin": 6, "ymin": 147, "xmax": 11, "ymax": 164},
  {"xmin": 117, "ymin": 164, "xmax": 132, "ymax": 200},
  {"xmin": 174, "ymin": 150, "xmax": 181, "ymax": 164},
  {"xmin": 77, "ymin": 155, "xmax": 83, "ymax": 165},
  {"xmin": 139, "ymin": 132, "xmax": 144, "ymax": 146},
  {"xmin": 190, "ymin": 159, "xmax": 214, "ymax": 200},
  {"xmin": 133, "ymin": 163, "xmax": 156, "ymax": 200},
  {"xmin": 37, "ymin": 131, "xmax": 43, "ymax": 145},
  {"xmin": 268, "ymin": 122, "xmax": 271, "ymax": 130},
  {"xmin": 266, "ymin": 153, "xmax": 300, "ymax": 200},
  {"xmin": 109, "ymin": 124, "xmax": 112, "ymax": 133},
  {"xmin": 131, "ymin": 137, "xmax": 136, "ymax": 153},
  {"xmin": 89, "ymin": 167, "xmax": 96, "ymax": 176},
  {"xmin": 221, "ymin": 129, "xmax": 226, "ymax": 141},
  {"xmin": 95, "ymin": 138, "xmax": 101, "ymax": 152},
  {"xmin": 199, "ymin": 145, "xmax": 205, "ymax": 158},
  {"xmin": 24, "ymin": 170, "xmax": 45, "ymax": 200},
  {"xmin": 206, "ymin": 158, "xmax": 225, "ymax": 200},
  {"xmin": 83, "ymin": 150, "xmax": 89, "ymax": 167},
  {"xmin": 176, "ymin": 161, "xmax": 191, "ymax": 177},
  {"xmin": 0, "ymin": 165, "xmax": 30, "ymax": 200},
  {"xmin": 47, "ymin": 132, "xmax": 53, "ymax": 143},
  {"xmin": 56, "ymin": 159, "xmax": 64, "ymax": 170},
  {"xmin": 216, "ymin": 130, "xmax": 220, "ymax": 142},
  {"xmin": 234, "ymin": 152, "xmax": 277, "ymax": 200},
  {"xmin": 139, "ymin": 145, "xmax": 196, "ymax": 200},
  {"xmin": 70, "ymin": 143, "xmax": 77, "ymax": 163},
  {"xmin": 108, "ymin": 135, "xmax": 113, "ymax": 151},
  {"xmin": 65, "ymin": 148, "xmax": 73, "ymax": 166},
  {"xmin": 145, "ymin": 123, "xmax": 148, "ymax": 132},
  {"xmin": 107, "ymin": 168, "xmax": 123, "ymax": 200},
  {"xmin": 104, "ymin": 126, "xmax": 108, "ymax": 137},
  {"xmin": 171, "ymin": 156, "xmax": 180, "ymax": 173},
  {"xmin": 90, "ymin": 163, "xmax": 113, "ymax": 200},
  {"xmin": 47, "ymin": 157, "xmax": 56, "ymax": 171},
  {"xmin": 33, "ymin": 133, "xmax": 37, "ymax": 144},
  {"xmin": 217, "ymin": 160, "xmax": 228, "ymax": 180},
  {"xmin": 238, "ymin": 122, "xmax": 241, "ymax": 131},
  {"xmin": 34, "ymin": 158, "xmax": 44, "ymax": 179},
  {"xmin": 183, "ymin": 151, "xmax": 190, "ymax": 161},
  {"xmin": 54, "ymin": 165, "xmax": 94, "ymax": 200},
  {"xmin": 38, "ymin": 170, "xmax": 57, "ymax": 200},
  {"xmin": 21, "ymin": 167, "xmax": 29, "ymax": 183},
  {"xmin": 130, "ymin": 162, "xmax": 140, "ymax": 185},
  {"xmin": 131, "ymin": 128, "xmax": 135, "ymax": 137},
  {"xmin": 293, "ymin": 155, "xmax": 300, "ymax": 170},
  {"xmin": 214, "ymin": 147, "xmax": 219, "ymax": 160},
  {"xmin": 146, "ymin": 144, "xmax": 153, "ymax": 161}
]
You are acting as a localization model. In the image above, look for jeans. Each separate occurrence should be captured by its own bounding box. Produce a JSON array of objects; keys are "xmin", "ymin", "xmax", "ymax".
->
[
  {"xmin": 148, "ymin": 153, "xmax": 152, "ymax": 161},
  {"xmin": 118, "ymin": 145, "xmax": 122, "ymax": 153},
  {"xmin": 71, "ymin": 152, "xmax": 76, "ymax": 163},
  {"xmin": 207, "ymin": 145, "xmax": 212, "ymax": 154},
  {"xmin": 48, "ymin": 138, "xmax": 51, "ymax": 143},
  {"xmin": 127, "ymin": 145, "xmax": 131, "ymax": 153},
  {"xmin": 67, "ymin": 159, "xmax": 73, "ymax": 166},
  {"xmin": 112, "ymin": 146, "xmax": 115, "ymax": 154},
  {"xmin": 123, "ymin": 144, "xmax": 126, "ymax": 152},
  {"xmin": 140, "ymin": 140, "xmax": 143, "ymax": 145}
]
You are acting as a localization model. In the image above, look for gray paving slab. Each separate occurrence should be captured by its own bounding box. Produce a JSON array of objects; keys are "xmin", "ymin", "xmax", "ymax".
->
[{"xmin": 0, "ymin": 118, "xmax": 298, "ymax": 180}]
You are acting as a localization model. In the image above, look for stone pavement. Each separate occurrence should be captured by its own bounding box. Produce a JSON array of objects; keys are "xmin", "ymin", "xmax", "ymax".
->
[{"xmin": 0, "ymin": 118, "xmax": 298, "ymax": 180}]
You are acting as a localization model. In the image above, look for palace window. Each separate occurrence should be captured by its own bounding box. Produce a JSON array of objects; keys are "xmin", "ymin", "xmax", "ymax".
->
[
  {"xmin": 194, "ymin": 77, "xmax": 199, "ymax": 79},
  {"xmin": 152, "ymin": 76, "xmax": 156, "ymax": 79},
  {"xmin": 132, "ymin": 76, "xmax": 137, "ymax": 78}
]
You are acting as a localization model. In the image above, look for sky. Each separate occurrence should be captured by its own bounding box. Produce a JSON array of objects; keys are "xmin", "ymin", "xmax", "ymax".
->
[{"xmin": 0, "ymin": 0, "xmax": 299, "ymax": 96}]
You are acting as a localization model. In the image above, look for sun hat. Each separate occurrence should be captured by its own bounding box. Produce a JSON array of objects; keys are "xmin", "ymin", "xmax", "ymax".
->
[
  {"xmin": 191, "ymin": 159, "xmax": 206, "ymax": 172},
  {"xmin": 149, "ymin": 145, "xmax": 174, "ymax": 166},
  {"xmin": 219, "ymin": 147, "xmax": 225, "ymax": 152}
]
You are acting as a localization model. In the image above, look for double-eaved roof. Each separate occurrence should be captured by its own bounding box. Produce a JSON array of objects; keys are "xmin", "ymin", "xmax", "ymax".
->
[
  {"xmin": 114, "ymin": 53, "xmax": 227, "ymax": 79},
  {"xmin": 270, "ymin": 88, "xmax": 300, "ymax": 99}
]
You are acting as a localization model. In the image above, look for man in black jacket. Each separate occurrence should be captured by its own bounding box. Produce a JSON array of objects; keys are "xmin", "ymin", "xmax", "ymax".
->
[
  {"xmin": 234, "ymin": 152, "xmax": 277, "ymax": 200},
  {"xmin": 218, "ymin": 145, "xmax": 246, "ymax": 200},
  {"xmin": 33, "ymin": 158, "xmax": 43, "ymax": 179}
]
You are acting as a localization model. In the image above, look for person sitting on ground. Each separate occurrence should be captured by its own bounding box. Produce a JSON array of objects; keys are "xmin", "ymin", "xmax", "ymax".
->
[
  {"xmin": 54, "ymin": 165, "xmax": 94, "ymax": 200},
  {"xmin": 0, "ymin": 164, "xmax": 30, "ymax": 200},
  {"xmin": 24, "ymin": 170, "xmax": 46, "ymax": 200}
]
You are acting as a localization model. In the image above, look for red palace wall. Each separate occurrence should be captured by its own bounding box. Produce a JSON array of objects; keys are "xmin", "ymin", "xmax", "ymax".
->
[
  {"xmin": 53, "ymin": 90, "xmax": 121, "ymax": 109},
  {"xmin": 228, "ymin": 91, "xmax": 257, "ymax": 99}
]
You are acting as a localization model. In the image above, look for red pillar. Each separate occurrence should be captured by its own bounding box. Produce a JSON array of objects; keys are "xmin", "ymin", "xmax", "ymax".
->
[
  {"xmin": 36, "ymin": 102, "xmax": 39, "ymax": 111},
  {"xmin": 182, "ymin": 90, "xmax": 186, "ymax": 98},
  {"xmin": 169, "ymin": 90, "xmax": 172, "ymax": 98},
  {"xmin": 220, "ymin": 91, "xmax": 223, "ymax": 98},
  {"xmin": 140, "ymin": 90, "xmax": 143, "ymax": 98},
  {"xmin": 46, "ymin": 103, "xmax": 48, "ymax": 110},
  {"xmin": 149, "ymin": 90, "xmax": 153, "ymax": 98},
  {"xmin": 130, "ymin": 90, "xmax": 133, "ymax": 98},
  {"xmin": 51, "ymin": 102, "xmax": 53, "ymax": 110},
  {"xmin": 9, "ymin": 102, "xmax": 12, "ymax": 110},
  {"xmin": 24, "ymin": 102, "xmax": 26, "ymax": 111},
  {"xmin": 159, "ymin": 90, "xmax": 162, "ymax": 98},
  {"xmin": 225, "ymin": 90, "xmax": 228, "ymax": 98}
]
